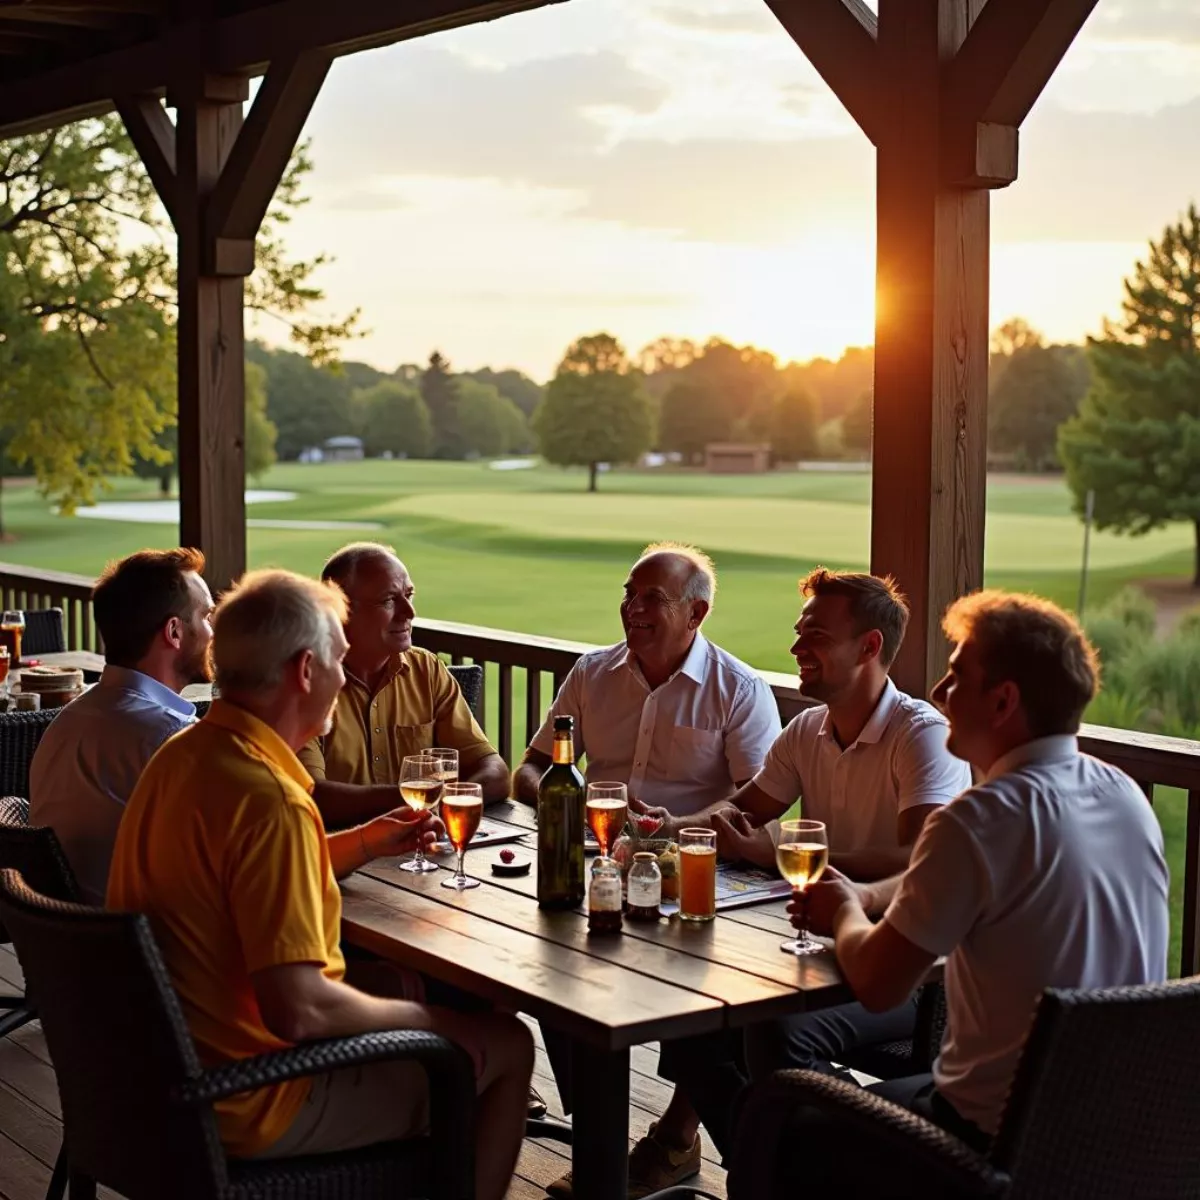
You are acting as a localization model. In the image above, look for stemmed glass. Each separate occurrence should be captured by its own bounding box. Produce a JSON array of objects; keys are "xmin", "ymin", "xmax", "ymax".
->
[
  {"xmin": 586, "ymin": 781, "xmax": 628, "ymax": 858},
  {"xmin": 398, "ymin": 754, "xmax": 442, "ymax": 874},
  {"xmin": 429, "ymin": 748, "xmax": 459, "ymax": 854},
  {"xmin": 441, "ymin": 782, "xmax": 483, "ymax": 891},
  {"xmin": 776, "ymin": 819, "xmax": 829, "ymax": 956}
]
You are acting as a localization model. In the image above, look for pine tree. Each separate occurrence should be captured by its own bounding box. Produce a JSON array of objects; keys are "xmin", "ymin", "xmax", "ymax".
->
[{"xmin": 421, "ymin": 351, "xmax": 465, "ymax": 459}]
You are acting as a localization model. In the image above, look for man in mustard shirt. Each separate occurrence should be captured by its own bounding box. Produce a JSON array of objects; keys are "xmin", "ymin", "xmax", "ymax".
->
[
  {"xmin": 298, "ymin": 542, "xmax": 510, "ymax": 825},
  {"xmin": 108, "ymin": 569, "xmax": 532, "ymax": 1200}
]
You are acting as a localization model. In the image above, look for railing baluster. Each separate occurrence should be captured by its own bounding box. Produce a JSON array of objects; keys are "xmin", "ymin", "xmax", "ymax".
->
[
  {"xmin": 1183, "ymin": 791, "xmax": 1200, "ymax": 978},
  {"xmin": 1140, "ymin": 780, "xmax": 1155, "ymax": 805},
  {"xmin": 471, "ymin": 658, "xmax": 487, "ymax": 727},
  {"xmin": 552, "ymin": 671, "xmax": 567, "ymax": 699},
  {"xmin": 498, "ymin": 663, "xmax": 513, "ymax": 765},
  {"xmin": 450, "ymin": 653, "xmax": 464, "ymax": 666},
  {"xmin": 525, "ymin": 668, "xmax": 542, "ymax": 750}
]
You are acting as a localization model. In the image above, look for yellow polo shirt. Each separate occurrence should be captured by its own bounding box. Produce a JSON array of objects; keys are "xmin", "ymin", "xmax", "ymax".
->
[
  {"xmin": 298, "ymin": 647, "xmax": 494, "ymax": 785},
  {"xmin": 107, "ymin": 700, "xmax": 345, "ymax": 1159}
]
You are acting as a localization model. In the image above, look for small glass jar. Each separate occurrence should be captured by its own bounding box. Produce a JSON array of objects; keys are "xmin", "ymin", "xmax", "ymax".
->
[
  {"xmin": 626, "ymin": 851, "xmax": 662, "ymax": 922},
  {"xmin": 588, "ymin": 856, "xmax": 623, "ymax": 935}
]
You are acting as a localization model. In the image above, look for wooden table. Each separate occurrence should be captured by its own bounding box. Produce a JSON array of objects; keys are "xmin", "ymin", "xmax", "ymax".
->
[
  {"xmin": 29, "ymin": 652, "xmax": 214, "ymax": 704},
  {"xmin": 340, "ymin": 800, "xmax": 854, "ymax": 1200}
]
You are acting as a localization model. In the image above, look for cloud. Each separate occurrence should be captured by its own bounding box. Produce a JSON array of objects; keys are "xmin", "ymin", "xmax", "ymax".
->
[
  {"xmin": 647, "ymin": 3, "xmax": 780, "ymax": 36},
  {"xmin": 1088, "ymin": 1, "xmax": 1200, "ymax": 43}
]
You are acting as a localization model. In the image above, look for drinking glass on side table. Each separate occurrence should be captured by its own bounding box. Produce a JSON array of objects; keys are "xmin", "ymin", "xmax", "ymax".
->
[
  {"xmin": 441, "ymin": 782, "xmax": 483, "ymax": 890},
  {"xmin": 776, "ymin": 818, "xmax": 829, "ymax": 956},
  {"xmin": 398, "ymin": 754, "xmax": 443, "ymax": 874}
]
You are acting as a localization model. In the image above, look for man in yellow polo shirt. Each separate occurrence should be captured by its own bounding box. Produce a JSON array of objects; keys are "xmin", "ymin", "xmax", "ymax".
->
[
  {"xmin": 298, "ymin": 542, "xmax": 510, "ymax": 825},
  {"xmin": 108, "ymin": 569, "xmax": 532, "ymax": 1200}
]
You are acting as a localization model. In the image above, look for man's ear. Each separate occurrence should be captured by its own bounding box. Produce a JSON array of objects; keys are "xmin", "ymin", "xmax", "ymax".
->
[
  {"xmin": 689, "ymin": 599, "xmax": 710, "ymax": 629},
  {"xmin": 860, "ymin": 629, "xmax": 885, "ymax": 665},
  {"xmin": 992, "ymin": 680, "xmax": 1022, "ymax": 727},
  {"xmin": 290, "ymin": 648, "xmax": 316, "ymax": 696},
  {"xmin": 163, "ymin": 615, "xmax": 184, "ymax": 650}
]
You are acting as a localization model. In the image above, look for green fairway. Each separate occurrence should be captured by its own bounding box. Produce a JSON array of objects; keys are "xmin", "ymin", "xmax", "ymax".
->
[{"xmin": 0, "ymin": 460, "xmax": 1191, "ymax": 673}]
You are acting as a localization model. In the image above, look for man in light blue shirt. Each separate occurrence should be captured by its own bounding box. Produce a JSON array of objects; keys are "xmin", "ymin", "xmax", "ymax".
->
[{"xmin": 30, "ymin": 548, "xmax": 214, "ymax": 904}]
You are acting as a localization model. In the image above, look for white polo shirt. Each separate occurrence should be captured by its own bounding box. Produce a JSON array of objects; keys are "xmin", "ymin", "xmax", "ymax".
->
[
  {"xmin": 530, "ymin": 633, "xmax": 781, "ymax": 816},
  {"xmin": 753, "ymin": 679, "xmax": 970, "ymax": 852},
  {"xmin": 886, "ymin": 736, "xmax": 1169, "ymax": 1136}
]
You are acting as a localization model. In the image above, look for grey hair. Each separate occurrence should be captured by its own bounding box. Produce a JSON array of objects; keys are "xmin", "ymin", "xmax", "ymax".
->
[
  {"xmin": 320, "ymin": 541, "xmax": 399, "ymax": 591},
  {"xmin": 637, "ymin": 541, "xmax": 717, "ymax": 605},
  {"xmin": 213, "ymin": 569, "xmax": 348, "ymax": 694}
]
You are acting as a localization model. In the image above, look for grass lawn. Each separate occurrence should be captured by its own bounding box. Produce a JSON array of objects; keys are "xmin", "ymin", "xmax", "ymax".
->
[{"xmin": 1, "ymin": 459, "xmax": 1193, "ymax": 972}]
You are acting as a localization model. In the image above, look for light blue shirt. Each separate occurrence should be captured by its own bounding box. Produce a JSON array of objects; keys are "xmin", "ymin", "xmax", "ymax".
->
[{"xmin": 29, "ymin": 666, "xmax": 196, "ymax": 905}]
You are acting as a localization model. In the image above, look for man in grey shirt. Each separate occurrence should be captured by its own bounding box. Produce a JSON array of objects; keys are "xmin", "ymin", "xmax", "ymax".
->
[{"xmin": 30, "ymin": 547, "xmax": 214, "ymax": 904}]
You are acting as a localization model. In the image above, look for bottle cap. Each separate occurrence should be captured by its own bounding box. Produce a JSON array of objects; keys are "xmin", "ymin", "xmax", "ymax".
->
[
  {"xmin": 633, "ymin": 851, "xmax": 656, "ymax": 862},
  {"xmin": 553, "ymin": 715, "xmax": 574, "ymax": 732}
]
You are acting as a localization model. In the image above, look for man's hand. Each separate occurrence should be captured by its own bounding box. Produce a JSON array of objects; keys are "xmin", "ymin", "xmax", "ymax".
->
[
  {"xmin": 711, "ymin": 810, "xmax": 776, "ymax": 868},
  {"xmin": 628, "ymin": 796, "xmax": 676, "ymax": 838},
  {"xmin": 362, "ymin": 808, "xmax": 442, "ymax": 859},
  {"xmin": 790, "ymin": 866, "xmax": 865, "ymax": 937}
]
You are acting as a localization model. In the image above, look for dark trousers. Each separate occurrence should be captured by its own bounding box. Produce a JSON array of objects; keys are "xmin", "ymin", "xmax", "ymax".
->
[
  {"xmin": 869, "ymin": 1074, "xmax": 990, "ymax": 1153},
  {"xmin": 659, "ymin": 998, "xmax": 917, "ymax": 1161}
]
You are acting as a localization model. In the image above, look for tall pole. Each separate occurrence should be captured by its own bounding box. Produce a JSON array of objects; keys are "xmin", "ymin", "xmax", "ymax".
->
[{"xmin": 1078, "ymin": 487, "xmax": 1095, "ymax": 619}]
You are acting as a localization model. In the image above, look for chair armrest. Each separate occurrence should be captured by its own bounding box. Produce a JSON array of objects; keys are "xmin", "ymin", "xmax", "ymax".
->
[
  {"xmin": 728, "ymin": 1071, "xmax": 1009, "ymax": 1200},
  {"xmin": 173, "ymin": 1029, "xmax": 472, "ymax": 1106}
]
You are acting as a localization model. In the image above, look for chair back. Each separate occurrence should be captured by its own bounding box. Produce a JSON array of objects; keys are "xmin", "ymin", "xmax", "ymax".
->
[
  {"xmin": 993, "ymin": 979, "xmax": 1200, "ymax": 1200},
  {"xmin": 0, "ymin": 869, "xmax": 227, "ymax": 1198},
  {"xmin": 448, "ymin": 663, "xmax": 484, "ymax": 721},
  {"xmin": 0, "ymin": 708, "xmax": 59, "ymax": 798},
  {"xmin": 22, "ymin": 608, "xmax": 66, "ymax": 656},
  {"xmin": 0, "ymin": 795, "xmax": 78, "ymax": 947}
]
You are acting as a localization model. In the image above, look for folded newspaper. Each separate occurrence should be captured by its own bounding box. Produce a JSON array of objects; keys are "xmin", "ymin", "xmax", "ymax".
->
[{"xmin": 660, "ymin": 861, "xmax": 792, "ymax": 914}]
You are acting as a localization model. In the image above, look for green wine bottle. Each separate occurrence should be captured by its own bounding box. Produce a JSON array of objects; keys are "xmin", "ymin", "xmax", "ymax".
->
[{"xmin": 537, "ymin": 715, "xmax": 586, "ymax": 909}]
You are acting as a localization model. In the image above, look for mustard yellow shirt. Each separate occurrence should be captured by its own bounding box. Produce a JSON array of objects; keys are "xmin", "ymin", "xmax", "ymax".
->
[
  {"xmin": 107, "ymin": 700, "xmax": 345, "ymax": 1158},
  {"xmin": 298, "ymin": 647, "xmax": 494, "ymax": 785}
]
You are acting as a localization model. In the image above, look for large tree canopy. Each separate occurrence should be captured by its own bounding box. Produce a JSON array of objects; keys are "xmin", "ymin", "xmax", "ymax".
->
[{"xmin": 0, "ymin": 114, "xmax": 354, "ymax": 527}]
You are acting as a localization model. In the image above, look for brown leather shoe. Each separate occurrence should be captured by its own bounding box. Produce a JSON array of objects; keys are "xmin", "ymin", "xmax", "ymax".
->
[
  {"xmin": 544, "ymin": 1121, "xmax": 701, "ymax": 1199},
  {"xmin": 528, "ymin": 1085, "xmax": 549, "ymax": 1121}
]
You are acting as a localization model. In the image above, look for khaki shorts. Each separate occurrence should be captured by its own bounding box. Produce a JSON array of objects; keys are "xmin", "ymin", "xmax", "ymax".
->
[{"xmin": 255, "ymin": 1058, "xmax": 430, "ymax": 1159}]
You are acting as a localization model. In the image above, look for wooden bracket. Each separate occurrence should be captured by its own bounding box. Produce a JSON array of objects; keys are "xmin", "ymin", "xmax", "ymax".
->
[
  {"xmin": 763, "ymin": 0, "xmax": 883, "ymax": 146},
  {"xmin": 114, "ymin": 94, "xmax": 179, "ymax": 222}
]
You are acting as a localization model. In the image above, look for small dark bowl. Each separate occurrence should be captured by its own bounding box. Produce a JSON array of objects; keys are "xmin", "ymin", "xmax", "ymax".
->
[{"xmin": 491, "ymin": 857, "xmax": 532, "ymax": 877}]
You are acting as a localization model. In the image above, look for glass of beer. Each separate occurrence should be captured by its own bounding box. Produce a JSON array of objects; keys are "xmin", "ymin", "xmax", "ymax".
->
[
  {"xmin": 398, "ymin": 754, "xmax": 443, "ymax": 874},
  {"xmin": 441, "ymin": 782, "xmax": 483, "ymax": 891},
  {"xmin": 586, "ymin": 781, "xmax": 628, "ymax": 858},
  {"xmin": 679, "ymin": 827, "xmax": 718, "ymax": 922},
  {"xmin": 0, "ymin": 611, "xmax": 24, "ymax": 665},
  {"xmin": 776, "ymin": 819, "xmax": 829, "ymax": 955}
]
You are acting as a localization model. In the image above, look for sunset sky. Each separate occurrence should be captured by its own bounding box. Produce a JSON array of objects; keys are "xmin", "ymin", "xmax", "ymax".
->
[{"xmin": 260, "ymin": 0, "xmax": 1200, "ymax": 380}]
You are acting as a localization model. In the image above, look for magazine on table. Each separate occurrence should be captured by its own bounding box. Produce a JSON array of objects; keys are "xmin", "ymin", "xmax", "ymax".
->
[{"xmin": 659, "ymin": 861, "xmax": 792, "ymax": 915}]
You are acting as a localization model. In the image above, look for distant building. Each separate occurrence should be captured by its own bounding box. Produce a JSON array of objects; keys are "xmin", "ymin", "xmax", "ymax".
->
[
  {"xmin": 323, "ymin": 435, "xmax": 364, "ymax": 462},
  {"xmin": 705, "ymin": 443, "xmax": 770, "ymax": 474}
]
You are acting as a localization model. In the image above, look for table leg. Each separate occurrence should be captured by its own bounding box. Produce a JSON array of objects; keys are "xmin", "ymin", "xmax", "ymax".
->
[{"xmin": 570, "ymin": 1042, "xmax": 630, "ymax": 1200}]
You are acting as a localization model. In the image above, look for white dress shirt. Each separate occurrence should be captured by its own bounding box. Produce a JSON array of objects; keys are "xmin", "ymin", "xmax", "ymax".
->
[
  {"xmin": 886, "ymin": 735, "xmax": 1169, "ymax": 1135},
  {"xmin": 530, "ymin": 633, "xmax": 781, "ymax": 816},
  {"xmin": 30, "ymin": 665, "xmax": 196, "ymax": 905},
  {"xmin": 753, "ymin": 679, "xmax": 970, "ymax": 852}
]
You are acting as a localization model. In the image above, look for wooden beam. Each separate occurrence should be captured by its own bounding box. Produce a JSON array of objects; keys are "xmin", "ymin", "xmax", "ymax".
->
[
  {"xmin": 871, "ymin": 0, "xmax": 989, "ymax": 697},
  {"xmin": 204, "ymin": 48, "xmax": 330, "ymax": 250},
  {"xmin": 762, "ymin": 0, "xmax": 882, "ymax": 145},
  {"xmin": 0, "ymin": 0, "xmax": 564, "ymax": 138},
  {"xmin": 114, "ymin": 93, "xmax": 177, "ymax": 223},
  {"xmin": 944, "ymin": 0, "xmax": 1100, "ymax": 128}
]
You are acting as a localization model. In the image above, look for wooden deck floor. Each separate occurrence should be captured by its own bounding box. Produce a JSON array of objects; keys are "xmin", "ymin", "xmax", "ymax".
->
[{"xmin": 0, "ymin": 944, "xmax": 728, "ymax": 1200}]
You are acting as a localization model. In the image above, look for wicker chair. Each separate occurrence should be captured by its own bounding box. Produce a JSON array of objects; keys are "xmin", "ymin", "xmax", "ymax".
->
[
  {"xmin": 840, "ymin": 979, "xmax": 949, "ymax": 1078},
  {"xmin": 0, "ymin": 708, "xmax": 59, "ymax": 798},
  {"xmin": 0, "ymin": 867, "xmax": 477, "ymax": 1200},
  {"xmin": 447, "ymin": 664, "xmax": 483, "ymax": 722},
  {"xmin": 22, "ymin": 608, "xmax": 66, "ymax": 656},
  {"xmin": 727, "ymin": 979, "xmax": 1200, "ymax": 1200}
]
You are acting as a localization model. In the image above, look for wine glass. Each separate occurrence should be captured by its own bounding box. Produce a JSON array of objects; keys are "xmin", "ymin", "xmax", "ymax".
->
[
  {"xmin": 586, "ymin": 781, "xmax": 628, "ymax": 858},
  {"xmin": 776, "ymin": 818, "xmax": 829, "ymax": 956},
  {"xmin": 441, "ymin": 782, "xmax": 483, "ymax": 891},
  {"xmin": 398, "ymin": 754, "xmax": 442, "ymax": 874},
  {"xmin": 429, "ymin": 748, "xmax": 460, "ymax": 853}
]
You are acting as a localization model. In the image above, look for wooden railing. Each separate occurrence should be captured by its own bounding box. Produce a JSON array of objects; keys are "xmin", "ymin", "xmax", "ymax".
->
[{"xmin": 4, "ymin": 561, "xmax": 1200, "ymax": 974}]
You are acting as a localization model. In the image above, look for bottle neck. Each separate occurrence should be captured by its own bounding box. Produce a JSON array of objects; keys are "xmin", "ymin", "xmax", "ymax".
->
[{"xmin": 552, "ymin": 734, "xmax": 575, "ymax": 765}]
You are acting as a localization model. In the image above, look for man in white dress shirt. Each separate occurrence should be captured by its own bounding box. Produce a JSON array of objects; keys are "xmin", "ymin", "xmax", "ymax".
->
[
  {"xmin": 30, "ymin": 547, "xmax": 214, "ymax": 904},
  {"xmin": 799, "ymin": 590, "xmax": 1168, "ymax": 1159},
  {"xmin": 626, "ymin": 570, "xmax": 970, "ymax": 1195}
]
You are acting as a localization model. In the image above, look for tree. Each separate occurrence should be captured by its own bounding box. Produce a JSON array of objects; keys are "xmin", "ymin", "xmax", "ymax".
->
[
  {"xmin": 842, "ymin": 389, "xmax": 873, "ymax": 455},
  {"xmin": 248, "ymin": 342, "xmax": 353, "ymax": 461},
  {"xmin": 355, "ymin": 380, "xmax": 432, "ymax": 459},
  {"xmin": 244, "ymin": 362, "xmax": 278, "ymax": 480},
  {"xmin": 461, "ymin": 367, "xmax": 543, "ymax": 418},
  {"xmin": 534, "ymin": 333, "xmax": 654, "ymax": 492},
  {"xmin": 770, "ymin": 389, "xmax": 819, "ymax": 463},
  {"xmin": 422, "ymin": 351, "xmax": 465, "ymax": 459},
  {"xmin": 658, "ymin": 383, "xmax": 730, "ymax": 464},
  {"xmin": 1059, "ymin": 204, "xmax": 1200, "ymax": 586},
  {"xmin": 989, "ymin": 343, "xmax": 1088, "ymax": 470},
  {"xmin": 456, "ymin": 379, "xmax": 529, "ymax": 458},
  {"xmin": 0, "ymin": 115, "xmax": 355, "ymax": 533}
]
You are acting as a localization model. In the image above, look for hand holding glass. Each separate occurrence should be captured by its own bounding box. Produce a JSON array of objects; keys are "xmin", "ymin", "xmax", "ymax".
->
[
  {"xmin": 586, "ymin": 781, "xmax": 628, "ymax": 858},
  {"xmin": 441, "ymin": 782, "xmax": 483, "ymax": 890},
  {"xmin": 776, "ymin": 819, "xmax": 829, "ymax": 955},
  {"xmin": 399, "ymin": 754, "xmax": 442, "ymax": 874}
]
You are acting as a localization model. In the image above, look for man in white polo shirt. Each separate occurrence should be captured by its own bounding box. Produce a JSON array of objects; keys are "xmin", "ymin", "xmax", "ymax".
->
[
  {"xmin": 623, "ymin": 569, "xmax": 969, "ymax": 1194},
  {"xmin": 800, "ymin": 589, "xmax": 1168, "ymax": 1152}
]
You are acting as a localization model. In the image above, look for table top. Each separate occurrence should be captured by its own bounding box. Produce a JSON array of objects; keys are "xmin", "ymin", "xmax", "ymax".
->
[
  {"xmin": 31, "ymin": 652, "xmax": 213, "ymax": 703},
  {"xmin": 340, "ymin": 799, "xmax": 854, "ymax": 1052}
]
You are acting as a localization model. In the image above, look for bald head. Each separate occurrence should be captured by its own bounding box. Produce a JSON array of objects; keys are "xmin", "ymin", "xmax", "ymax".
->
[
  {"xmin": 634, "ymin": 542, "xmax": 716, "ymax": 605},
  {"xmin": 321, "ymin": 541, "xmax": 400, "ymax": 592}
]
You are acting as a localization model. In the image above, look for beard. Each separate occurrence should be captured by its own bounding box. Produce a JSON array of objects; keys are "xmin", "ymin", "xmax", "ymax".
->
[{"xmin": 180, "ymin": 637, "xmax": 214, "ymax": 686}]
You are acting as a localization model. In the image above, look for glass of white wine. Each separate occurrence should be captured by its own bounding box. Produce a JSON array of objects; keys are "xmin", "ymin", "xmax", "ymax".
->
[
  {"xmin": 776, "ymin": 818, "xmax": 829, "ymax": 956},
  {"xmin": 429, "ymin": 748, "xmax": 460, "ymax": 854},
  {"xmin": 399, "ymin": 754, "xmax": 442, "ymax": 874}
]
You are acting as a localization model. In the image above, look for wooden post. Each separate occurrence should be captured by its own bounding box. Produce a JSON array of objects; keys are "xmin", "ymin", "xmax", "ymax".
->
[{"xmin": 871, "ymin": 0, "xmax": 989, "ymax": 697}]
